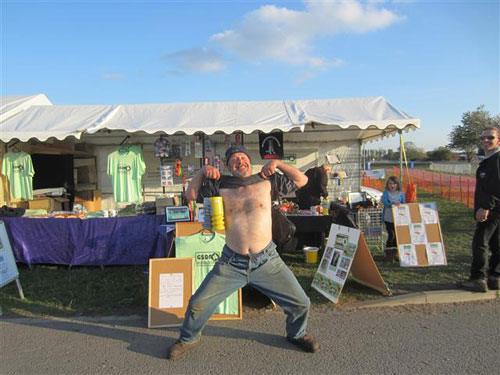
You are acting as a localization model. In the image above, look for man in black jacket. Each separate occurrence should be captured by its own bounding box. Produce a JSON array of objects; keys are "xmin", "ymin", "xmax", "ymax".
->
[
  {"xmin": 295, "ymin": 163, "xmax": 332, "ymax": 209},
  {"xmin": 458, "ymin": 127, "xmax": 500, "ymax": 292}
]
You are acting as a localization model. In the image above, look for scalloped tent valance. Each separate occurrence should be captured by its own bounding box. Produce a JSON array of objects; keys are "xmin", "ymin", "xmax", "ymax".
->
[{"xmin": 0, "ymin": 95, "xmax": 420, "ymax": 143}]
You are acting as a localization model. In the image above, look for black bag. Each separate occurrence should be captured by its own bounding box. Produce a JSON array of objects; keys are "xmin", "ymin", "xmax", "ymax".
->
[{"xmin": 272, "ymin": 206, "xmax": 296, "ymax": 252}]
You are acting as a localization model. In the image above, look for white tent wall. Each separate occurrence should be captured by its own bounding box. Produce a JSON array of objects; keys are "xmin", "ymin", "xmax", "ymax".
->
[{"xmin": 81, "ymin": 130, "xmax": 361, "ymax": 210}]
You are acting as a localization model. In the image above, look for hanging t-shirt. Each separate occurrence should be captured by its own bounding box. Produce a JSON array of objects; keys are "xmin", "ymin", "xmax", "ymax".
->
[
  {"xmin": 175, "ymin": 232, "xmax": 239, "ymax": 315},
  {"xmin": 1, "ymin": 152, "xmax": 35, "ymax": 199},
  {"xmin": 107, "ymin": 145, "xmax": 146, "ymax": 203}
]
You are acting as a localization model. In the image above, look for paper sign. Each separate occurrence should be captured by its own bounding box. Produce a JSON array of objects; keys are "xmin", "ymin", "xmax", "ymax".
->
[
  {"xmin": 394, "ymin": 205, "xmax": 411, "ymax": 226},
  {"xmin": 426, "ymin": 243, "xmax": 446, "ymax": 265},
  {"xmin": 399, "ymin": 244, "xmax": 418, "ymax": 267},
  {"xmin": 159, "ymin": 273, "xmax": 184, "ymax": 308},
  {"xmin": 410, "ymin": 223, "xmax": 427, "ymax": 244},
  {"xmin": 420, "ymin": 202, "xmax": 438, "ymax": 224}
]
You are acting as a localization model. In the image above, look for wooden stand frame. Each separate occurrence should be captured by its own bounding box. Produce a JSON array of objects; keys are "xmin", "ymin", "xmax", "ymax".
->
[{"xmin": 148, "ymin": 257, "xmax": 194, "ymax": 328}]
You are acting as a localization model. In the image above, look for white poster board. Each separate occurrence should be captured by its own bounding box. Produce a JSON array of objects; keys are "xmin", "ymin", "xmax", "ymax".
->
[
  {"xmin": 0, "ymin": 221, "xmax": 20, "ymax": 288},
  {"xmin": 312, "ymin": 224, "xmax": 360, "ymax": 303}
]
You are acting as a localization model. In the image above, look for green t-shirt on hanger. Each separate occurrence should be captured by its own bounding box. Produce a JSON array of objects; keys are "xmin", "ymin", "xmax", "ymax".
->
[
  {"xmin": 175, "ymin": 232, "xmax": 239, "ymax": 315},
  {"xmin": 107, "ymin": 145, "xmax": 146, "ymax": 203},
  {"xmin": 1, "ymin": 152, "xmax": 35, "ymax": 199}
]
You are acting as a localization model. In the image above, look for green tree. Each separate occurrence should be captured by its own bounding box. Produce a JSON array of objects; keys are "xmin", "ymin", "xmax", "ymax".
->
[
  {"xmin": 398, "ymin": 142, "xmax": 427, "ymax": 160},
  {"xmin": 386, "ymin": 149, "xmax": 395, "ymax": 160},
  {"xmin": 426, "ymin": 146, "xmax": 454, "ymax": 161},
  {"xmin": 448, "ymin": 105, "xmax": 500, "ymax": 162}
]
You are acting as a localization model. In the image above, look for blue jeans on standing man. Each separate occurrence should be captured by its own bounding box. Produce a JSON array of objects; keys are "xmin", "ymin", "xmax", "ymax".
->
[{"xmin": 179, "ymin": 241, "xmax": 311, "ymax": 343}]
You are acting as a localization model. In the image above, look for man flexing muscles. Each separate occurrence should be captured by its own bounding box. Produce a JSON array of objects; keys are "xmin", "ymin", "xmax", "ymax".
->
[{"xmin": 167, "ymin": 145, "xmax": 320, "ymax": 360}]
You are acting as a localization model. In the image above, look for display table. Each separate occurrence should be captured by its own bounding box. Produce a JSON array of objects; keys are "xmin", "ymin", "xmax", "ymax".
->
[
  {"xmin": 285, "ymin": 214, "xmax": 334, "ymax": 249},
  {"xmin": 1, "ymin": 215, "xmax": 174, "ymax": 266}
]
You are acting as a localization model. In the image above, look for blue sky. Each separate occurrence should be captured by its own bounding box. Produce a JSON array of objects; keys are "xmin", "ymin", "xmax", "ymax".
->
[{"xmin": 1, "ymin": 0, "xmax": 498, "ymax": 151}]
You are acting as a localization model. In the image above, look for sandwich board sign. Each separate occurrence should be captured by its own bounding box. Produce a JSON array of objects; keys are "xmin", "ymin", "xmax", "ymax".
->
[
  {"xmin": 312, "ymin": 224, "xmax": 360, "ymax": 303},
  {"xmin": 0, "ymin": 221, "xmax": 24, "ymax": 299}
]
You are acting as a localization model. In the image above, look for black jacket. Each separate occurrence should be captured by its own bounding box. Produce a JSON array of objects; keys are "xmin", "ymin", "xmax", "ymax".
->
[
  {"xmin": 474, "ymin": 150, "xmax": 500, "ymax": 215},
  {"xmin": 295, "ymin": 167, "xmax": 328, "ymax": 209}
]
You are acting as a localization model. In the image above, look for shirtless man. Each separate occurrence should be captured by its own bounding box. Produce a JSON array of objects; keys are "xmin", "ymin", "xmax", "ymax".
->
[{"xmin": 167, "ymin": 145, "xmax": 319, "ymax": 360}]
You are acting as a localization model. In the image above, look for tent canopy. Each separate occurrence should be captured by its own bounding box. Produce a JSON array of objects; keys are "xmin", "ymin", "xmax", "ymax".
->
[
  {"xmin": 0, "ymin": 95, "xmax": 420, "ymax": 143},
  {"xmin": 0, "ymin": 94, "xmax": 52, "ymax": 123}
]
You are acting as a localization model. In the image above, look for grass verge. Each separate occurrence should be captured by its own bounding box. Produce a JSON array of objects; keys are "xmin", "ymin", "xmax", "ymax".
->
[{"xmin": 0, "ymin": 190, "xmax": 474, "ymax": 317}]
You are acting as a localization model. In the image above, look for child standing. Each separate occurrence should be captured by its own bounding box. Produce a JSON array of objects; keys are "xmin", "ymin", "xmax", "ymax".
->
[{"xmin": 381, "ymin": 176, "xmax": 406, "ymax": 262}]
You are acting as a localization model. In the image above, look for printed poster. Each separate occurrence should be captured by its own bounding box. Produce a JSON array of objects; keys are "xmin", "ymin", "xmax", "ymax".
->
[
  {"xmin": 420, "ymin": 202, "xmax": 438, "ymax": 224},
  {"xmin": 194, "ymin": 141, "xmax": 203, "ymax": 158},
  {"xmin": 312, "ymin": 224, "xmax": 360, "ymax": 304},
  {"xmin": 410, "ymin": 223, "xmax": 427, "ymax": 244},
  {"xmin": 0, "ymin": 221, "xmax": 20, "ymax": 288},
  {"xmin": 160, "ymin": 165, "xmax": 173, "ymax": 186},
  {"xmin": 394, "ymin": 205, "xmax": 411, "ymax": 226},
  {"xmin": 426, "ymin": 243, "xmax": 446, "ymax": 265},
  {"xmin": 399, "ymin": 244, "xmax": 418, "ymax": 267}
]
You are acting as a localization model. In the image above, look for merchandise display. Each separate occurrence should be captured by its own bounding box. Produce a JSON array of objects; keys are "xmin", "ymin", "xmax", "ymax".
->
[
  {"xmin": 107, "ymin": 145, "xmax": 146, "ymax": 203},
  {"xmin": 1, "ymin": 151, "xmax": 35, "ymax": 199},
  {"xmin": 175, "ymin": 231, "xmax": 238, "ymax": 315}
]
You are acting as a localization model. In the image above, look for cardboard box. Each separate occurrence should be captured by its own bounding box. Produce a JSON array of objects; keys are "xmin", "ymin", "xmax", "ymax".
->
[
  {"xmin": 29, "ymin": 197, "xmax": 70, "ymax": 212},
  {"xmin": 8, "ymin": 200, "xmax": 30, "ymax": 209},
  {"xmin": 83, "ymin": 199, "xmax": 102, "ymax": 212}
]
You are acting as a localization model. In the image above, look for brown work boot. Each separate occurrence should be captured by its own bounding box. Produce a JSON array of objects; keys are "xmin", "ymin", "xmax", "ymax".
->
[
  {"xmin": 456, "ymin": 279, "xmax": 488, "ymax": 293},
  {"xmin": 166, "ymin": 340, "xmax": 199, "ymax": 360},
  {"xmin": 286, "ymin": 334, "xmax": 320, "ymax": 353}
]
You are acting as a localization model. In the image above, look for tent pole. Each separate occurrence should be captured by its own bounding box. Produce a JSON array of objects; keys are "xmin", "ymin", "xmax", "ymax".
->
[
  {"xmin": 399, "ymin": 130, "xmax": 403, "ymax": 180},
  {"xmin": 201, "ymin": 133, "xmax": 205, "ymax": 168}
]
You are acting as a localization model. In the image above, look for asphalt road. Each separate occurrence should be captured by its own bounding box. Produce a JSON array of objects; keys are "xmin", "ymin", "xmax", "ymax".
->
[{"xmin": 1, "ymin": 300, "xmax": 499, "ymax": 375}]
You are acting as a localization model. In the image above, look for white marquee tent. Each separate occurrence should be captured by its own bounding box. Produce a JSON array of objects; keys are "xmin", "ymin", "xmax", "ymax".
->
[
  {"xmin": 0, "ymin": 94, "xmax": 52, "ymax": 124},
  {"xmin": 0, "ymin": 95, "xmax": 419, "ymax": 143}
]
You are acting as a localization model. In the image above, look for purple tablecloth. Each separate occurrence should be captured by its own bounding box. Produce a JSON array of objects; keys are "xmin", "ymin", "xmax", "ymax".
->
[{"xmin": 1, "ymin": 215, "xmax": 174, "ymax": 266}]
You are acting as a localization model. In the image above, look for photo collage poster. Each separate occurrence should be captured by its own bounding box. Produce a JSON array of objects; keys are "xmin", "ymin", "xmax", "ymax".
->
[{"xmin": 312, "ymin": 224, "xmax": 360, "ymax": 303}]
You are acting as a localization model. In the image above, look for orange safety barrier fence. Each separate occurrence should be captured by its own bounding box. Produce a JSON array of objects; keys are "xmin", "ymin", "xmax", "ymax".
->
[
  {"xmin": 362, "ymin": 169, "xmax": 475, "ymax": 208},
  {"xmin": 392, "ymin": 167, "xmax": 475, "ymax": 208}
]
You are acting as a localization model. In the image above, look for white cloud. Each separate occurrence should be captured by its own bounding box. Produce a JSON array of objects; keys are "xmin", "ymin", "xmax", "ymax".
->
[
  {"xmin": 163, "ymin": 47, "xmax": 228, "ymax": 73},
  {"xmin": 210, "ymin": 0, "xmax": 404, "ymax": 68},
  {"xmin": 102, "ymin": 73, "xmax": 124, "ymax": 81},
  {"xmin": 163, "ymin": 0, "xmax": 403, "ymax": 76},
  {"xmin": 294, "ymin": 71, "xmax": 317, "ymax": 85}
]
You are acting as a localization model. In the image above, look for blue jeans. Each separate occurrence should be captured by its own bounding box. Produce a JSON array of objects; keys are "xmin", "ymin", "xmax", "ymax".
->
[{"xmin": 179, "ymin": 241, "xmax": 311, "ymax": 343}]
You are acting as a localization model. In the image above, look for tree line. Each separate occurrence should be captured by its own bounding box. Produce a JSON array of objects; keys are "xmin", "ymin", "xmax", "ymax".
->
[{"xmin": 366, "ymin": 106, "xmax": 499, "ymax": 162}]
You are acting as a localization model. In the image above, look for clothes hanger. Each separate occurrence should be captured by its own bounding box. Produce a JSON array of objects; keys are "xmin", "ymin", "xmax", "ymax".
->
[
  {"xmin": 118, "ymin": 135, "xmax": 131, "ymax": 152},
  {"xmin": 8, "ymin": 141, "xmax": 21, "ymax": 153}
]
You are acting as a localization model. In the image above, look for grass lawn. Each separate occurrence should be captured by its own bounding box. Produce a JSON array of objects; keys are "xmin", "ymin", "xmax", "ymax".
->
[{"xmin": 0, "ymin": 190, "xmax": 474, "ymax": 317}]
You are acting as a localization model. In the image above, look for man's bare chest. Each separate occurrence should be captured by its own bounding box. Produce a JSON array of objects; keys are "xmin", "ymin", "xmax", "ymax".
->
[{"xmin": 220, "ymin": 181, "xmax": 271, "ymax": 214}]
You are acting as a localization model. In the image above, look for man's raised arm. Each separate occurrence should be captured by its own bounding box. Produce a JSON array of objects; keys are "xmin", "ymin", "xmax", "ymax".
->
[
  {"xmin": 185, "ymin": 165, "xmax": 221, "ymax": 201},
  {"xmin": 260, "ymin": 160, "xmax": 308, "ymax": 188}
]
